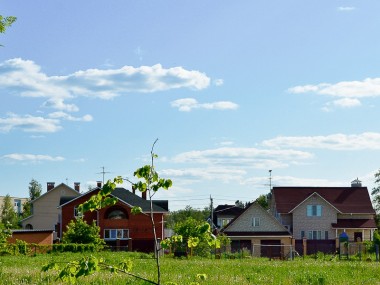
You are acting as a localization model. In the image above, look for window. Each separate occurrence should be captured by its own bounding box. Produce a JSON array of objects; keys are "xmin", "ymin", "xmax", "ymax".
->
[
  {"xmin": 107, "ymin": 209, "xmax": 127, "ymax": 220},
  {"xmin": 307, "ymin": 205, "xmax": 322, "ymax": 217},
  {"xmin": 252, "ymin": 217, "xmax": 260, "ymax": 227},
  {"xmin": 217, "ymin": 218, "xmax": 232, "ymax": 227},
  {"xmin": 104, "ymin": 229, "xmax": 129, "ymax": 240},
  {"xmin": 301, "ymin": 231, "xmax": 305, "ymax": 238},
  {"xmin": 74, "ymin": 206, "xmax": 83, "ymax": 218},
  {"xmin": 306, "ymin": 230, "xmax": 329, "ymax": 240}
]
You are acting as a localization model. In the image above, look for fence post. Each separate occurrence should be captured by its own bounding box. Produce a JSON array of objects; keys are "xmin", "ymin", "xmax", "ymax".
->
[{"xmin": 376, "ymin": 244, "xmax": 379, "ymax": 262}]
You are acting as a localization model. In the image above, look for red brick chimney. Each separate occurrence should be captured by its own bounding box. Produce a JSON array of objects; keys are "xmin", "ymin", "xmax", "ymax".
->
[
  {"xmin": 47, "ymin": 182, "xmax": 55, "ymax": 191},
  {"xmin": 142, "ymin": 191, "xmax": 147, "ymax": 200},
  {"xmin": 74, "ymin": 182, "xmax": 80, "ymax": 192}
]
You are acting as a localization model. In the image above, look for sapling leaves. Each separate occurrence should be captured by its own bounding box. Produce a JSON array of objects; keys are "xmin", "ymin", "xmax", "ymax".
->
[{"xmin": 131, "ymin": 206, "xmax": 143, "ymax": 215}]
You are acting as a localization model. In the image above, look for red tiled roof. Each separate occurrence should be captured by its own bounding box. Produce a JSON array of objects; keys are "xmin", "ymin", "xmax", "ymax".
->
[
  {"xmin": 273, "ymin": 187, "xmax": 375, "ymax": 214},
  {"xmin": 332, "ymin": 219, "xmax": 377, "ymax": 229}
]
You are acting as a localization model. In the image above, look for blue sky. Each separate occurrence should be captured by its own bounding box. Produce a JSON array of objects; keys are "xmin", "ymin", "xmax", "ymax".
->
[{"xmin": 1, "ymin": 1, "xmax": 380, "ymax": 210}]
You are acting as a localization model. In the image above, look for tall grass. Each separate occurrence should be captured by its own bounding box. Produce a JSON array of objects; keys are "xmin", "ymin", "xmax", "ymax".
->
[{"xmin": 0, "ymin": 252, "xmax": 379, "ymax": 284}]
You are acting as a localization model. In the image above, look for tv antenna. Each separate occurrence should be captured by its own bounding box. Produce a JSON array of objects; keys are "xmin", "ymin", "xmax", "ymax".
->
[
  {"xmin": 269, "ymin": 170, "xmax": 272, "ymax": 191},
  {"xmin": 97, "ymin": 166, "xmax": 110, "ymax": 184}
]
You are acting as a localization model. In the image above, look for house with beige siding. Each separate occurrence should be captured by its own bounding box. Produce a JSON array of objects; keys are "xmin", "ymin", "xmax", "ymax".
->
[
  {"xmin": 222, "ymin": 202, "xmax": 292, "ymax": 258},
  {"xmin": 270, "ymin": 179, "xmax": 377, "ymax": 254},
  {"xmin": 20, "ymin": 182, "xmax": 81, "ymax": 233}
]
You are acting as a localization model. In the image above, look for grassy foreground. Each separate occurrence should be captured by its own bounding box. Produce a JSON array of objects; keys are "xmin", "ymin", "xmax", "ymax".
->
[{"xmin": 0, "ymin": 251, "xmax": 379, "ymax": 284}]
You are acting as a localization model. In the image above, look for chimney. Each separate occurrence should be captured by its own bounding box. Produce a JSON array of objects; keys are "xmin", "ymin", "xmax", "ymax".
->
[
  {"xmin": 142, "ymin": 191, "xmax": 147, "ymax": 200},
  {"xmin": 132, "ymin": 184, "xmax": 136, "ymax": 195},
  {"xmin": 47, "ymin": 182, "xmax": 55, "ymax": 191},
  {"xmin": 74, "ymin": 182, "xmax": 80, "ymax": 192},
  {"xmin": 97, "ymin": 181, "xmax": 102, "ymax": 188},
  {"xmin": 351, "ymin": 178, "xmax": 362, "ymax": 188}
]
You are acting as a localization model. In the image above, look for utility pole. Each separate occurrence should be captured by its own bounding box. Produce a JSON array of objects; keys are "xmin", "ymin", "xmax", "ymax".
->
[
  {"xmin": 210, "ymin": 195, "xmax": 214, "ymax": 231},
  {"xmin": 98, "ymin": 166, "xmax": 110, "ymax": 184},
  {"xmin": 269, "ymin": 170, "xmax": 272, "ymax": 191}
]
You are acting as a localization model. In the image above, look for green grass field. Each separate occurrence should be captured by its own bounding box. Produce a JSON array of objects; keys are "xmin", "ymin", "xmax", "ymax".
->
[{"xmin": 0, "ymin": 251, "xmax": 379, "ymax": 284}]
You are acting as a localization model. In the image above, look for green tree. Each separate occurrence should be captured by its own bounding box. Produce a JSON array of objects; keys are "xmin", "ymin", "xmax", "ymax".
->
[
  {"xmin": 0, "ymin": 15, "xmax": 16, "ymax": 46},
  {"xmin": 371, "ymin": 169, "xmax": 380, "ymax": 225},
  {"xmin": 1, "ymin": 194, "xmax": 18, "ymax": 228},
  {"xmin": 62, "ymin": 219, "xmax": 104, "ymax": 246},
  {"xmin": 165, "ymin": 205, "xmax": 210, "ymax": 229},
  {"xmin": 22, "ymin": 179, "xmax": 42, "ymax": 218},
  {"xmin": 173, "ymin": 217, "xmax": 214, "ymax": 256},
  {"xmin": 255, "ymin": 194, "xmax": 269, "ymax": 210},
  {"xmin": 0, "ymin": 15, "xmax": 16, "ymax": 33}
]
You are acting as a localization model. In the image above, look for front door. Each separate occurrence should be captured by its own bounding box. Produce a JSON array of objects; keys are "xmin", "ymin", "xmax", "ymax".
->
[{"xmin": 354, "ymin": 232, "xmax": 363, "ymax": 242}]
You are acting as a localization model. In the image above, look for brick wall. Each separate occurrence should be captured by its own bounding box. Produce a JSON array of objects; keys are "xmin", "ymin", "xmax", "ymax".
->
[{"xmin": 8, "ymin": 231, "xmax": 54, "ymax": 245}]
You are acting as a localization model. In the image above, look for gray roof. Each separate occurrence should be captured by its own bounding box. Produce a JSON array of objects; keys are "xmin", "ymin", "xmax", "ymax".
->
[{"xmin": 111, "ymin": 187, "xmax": 168, "ymax": 213}]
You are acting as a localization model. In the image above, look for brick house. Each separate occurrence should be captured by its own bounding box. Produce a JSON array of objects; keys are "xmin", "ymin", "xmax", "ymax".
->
[
  {"xmin": 58, "ymin": 186, "xmax": 168, "ymax": 252},
  {"xmin": 270, "ymin": 179, "xmax": 377, "ymax": 254},
  {"xmin": 20, "ymin": 182, "xmax": 81, "ymax": 232},
  {"xmin": 222, "ymin": 202, "xmax": 292, "ymax": 258}
]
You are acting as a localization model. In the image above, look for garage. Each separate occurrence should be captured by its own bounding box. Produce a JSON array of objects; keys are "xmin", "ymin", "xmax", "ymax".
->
[{"xmin": 260, "ymin": 239, "xmax": 282, "ymax": 258}]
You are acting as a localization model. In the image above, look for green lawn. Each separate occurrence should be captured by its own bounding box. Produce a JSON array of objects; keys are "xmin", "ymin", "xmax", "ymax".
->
[{"xmin": 0, "ymin": 252, "xmax": 379, "ymax": 284}]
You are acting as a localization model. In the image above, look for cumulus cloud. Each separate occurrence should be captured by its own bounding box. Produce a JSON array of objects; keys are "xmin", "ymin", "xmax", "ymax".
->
[
  {"xmin": 288, "ymin": 78, "xmax": 380, "ymax": 98},
  {"xmin": 170, "ymin": 98, "xmax": 239, "ymax": 112},
  {"xmin": 0, "ymin": 113, "xmax": 61, "ymax": 133},
  {"xmin": 171, "ymin": 147, "xmax": 313, "ymax": 169},
  {"xmin": 262, "ymin": 132, "xmax": 380, "ymax": 151},
  {"xmin": 244, "ymin": 175, "xmax": 344, "ymax": 188},
  {"xmin": 2, "ymin": 153, "xmax": 65, "ymax": 162},
  {"xmin": 288, "ymin": 77, "xmax": 380, "ymax": 109},
  {"xmin": 0, "ymin": 58, "xmax": 211, "ymax": 108},
  {"xmin": 48, "ymin": 112, "xmax": 93, "ymax": 122},
  {"xmin": 161, "ymin": 167, "xmax": 247, "ymax": 183},
  {"xmin": 0, "ymin": 58, "xmax": 212, "ymax": 132}
]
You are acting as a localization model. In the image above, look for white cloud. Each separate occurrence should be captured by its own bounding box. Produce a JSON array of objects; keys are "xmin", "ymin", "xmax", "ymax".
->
[
  {"xmin": 48, "ymin": 112, "xmax": 93, "ymax": 122},
  {"xmin": 288, "ymin": 77, "xmax": 380, "ymax": 109},
  {"xmin": 244, "ymin": 175, "xmax": 344, "ymax": 188},
  {"xmin": 161, "ymin": 167, "xmax": 247, "ymax": 183},
  {"xmin": 262, "ymin": 132, "xmax": 380, "ymax": 151},
  {"xmin": 0, "ymin": 113, "xmax": 61, "ymax": 133},
  {"xmin": 0, "ymin": 58, "xmax": 211, "ymax": 110},
  {"xmin": 171, "ymin": 147, "xmax": 313, "ymax": 168},
  {"xmin": 288, "ymin": 77, "xmax": 380, "ymax": 98},
  {"xmin": 213, "ymin": 79, "xmax": 224, "ymax": 86},
  {"xmin": 2, "ymin": 153, "xmax": 65, "ymax": 162},
  {"xmin": 171, "ymin": 98, "xmax": 239, "ymax": 112},
  {"xmin": 338, "ymin": 7, "xmax": 355, "ymax": 12},
  {"xmin": 322, "ymin": 98, "xmax": 361, "ymax": 111},
  {"xmin": 332, "ymin": 98, "xmax": 361, "ymax": 108}
]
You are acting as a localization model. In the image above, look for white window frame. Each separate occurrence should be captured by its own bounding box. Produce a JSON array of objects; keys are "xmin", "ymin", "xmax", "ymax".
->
[
  {"xmin": 104, "ymin": 229, "xmax": 129, "ymax": 240},
  {"xmin": 252, "ymin": 217, "xmax": 260, "ymax": 227},
  {"xmin": 307, "ymin": 230, "xmax": 328, "ymax": 240}
]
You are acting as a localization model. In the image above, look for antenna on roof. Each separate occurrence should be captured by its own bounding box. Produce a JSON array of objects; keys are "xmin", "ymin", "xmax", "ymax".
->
[
  {"xmin": 269, "ymin": 170, "xmax": 272, "ymax": 191},
  {"xmin": 97, "ymin": 166, "xmax": 111, "ymax": 184}
]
